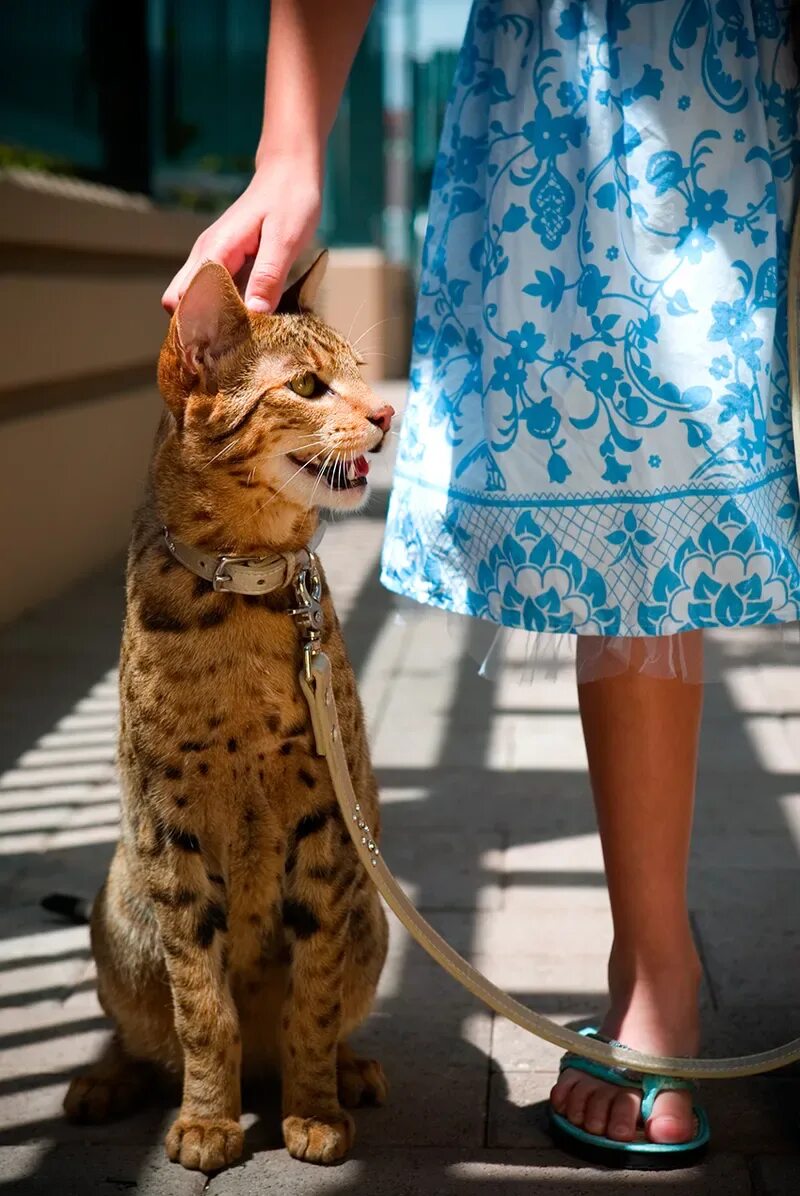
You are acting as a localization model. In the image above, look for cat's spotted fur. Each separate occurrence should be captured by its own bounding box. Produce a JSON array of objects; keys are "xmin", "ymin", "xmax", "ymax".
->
[{"xmin": 64, "ymin": 255, "xmax": 392, "ymax": 1172}]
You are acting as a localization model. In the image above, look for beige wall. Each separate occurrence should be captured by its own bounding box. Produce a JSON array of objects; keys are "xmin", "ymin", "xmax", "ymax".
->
[
  {"xmin": 0, "ymin": 172, "xmax": 411, "ymax": 624},
  {"xmin": 0, "ymin": 172, "xmax": 205, "ymax": 625},
  {"xmin": 316, "ymin": 247, "xmax": 412, "ymax": 383},
  {"xmin": 0, "ymin": 390, "xmax": 159, "ymax": 623}
]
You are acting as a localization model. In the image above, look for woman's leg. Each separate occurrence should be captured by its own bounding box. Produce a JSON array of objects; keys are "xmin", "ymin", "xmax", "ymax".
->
[{"xmin": 550, "ymin": 631, "xmax": 704, "ymax": 1144}]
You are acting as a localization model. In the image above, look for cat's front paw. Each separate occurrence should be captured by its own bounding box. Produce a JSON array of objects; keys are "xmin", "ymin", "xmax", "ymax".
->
[
  {"xmin": 165, "ymin": 1116, "xmax": 244, "ymax": 1172},
  {"xmin": 64, "ymin": 1065, "xmax": 147, "ymax": 1123},
  {"xmin": 282, "ymin": 1110, "xmax": 355, "ymax": 1164},
  {"xmin": 338, "ymin": 1054, "xmax": 388, "ymax": 1108}
]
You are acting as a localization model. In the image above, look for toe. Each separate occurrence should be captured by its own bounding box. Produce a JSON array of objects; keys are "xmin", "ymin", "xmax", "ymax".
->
[
  {"xmin": 564, "ymin": 1078, "xmax": 596, "ymax": 1128},
  {"xmin": 582, "ymin": 1086, "xmax": 615, "ymax": 1138},
  {"xmin": 646, "ymin": 1089, "xmax": 695, "ymax": 1144},
  {"xmin": 607, "ymin": 1090, "xmax": 640, "ymax": 1142},
  {"xmin": 549, "ymin": 1068, "xmax": 581, "ymax": 1114}
]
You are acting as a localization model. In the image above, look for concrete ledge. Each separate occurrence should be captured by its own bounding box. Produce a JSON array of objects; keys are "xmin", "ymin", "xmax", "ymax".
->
[
  {"xmin": 0, "ymin": 172, "xmax": 411, "ymax": 623},
  {"xmin": 0, "ymin": 173, "xmax": 199, "ymax": 622},
  {"xmin": 0, "ymin": 388, "xmax": 158, "ymax": 624},
  {"xmin": 0, "ymin": 171, "xmax": 206, "ymax": 258}
]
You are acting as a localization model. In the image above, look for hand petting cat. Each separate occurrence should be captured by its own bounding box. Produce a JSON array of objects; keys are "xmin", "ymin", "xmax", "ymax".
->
[
  {"xmin": 162, "ymin": 0, "xmax": 376, "ymax": 316},
  {"xmin": 161, "ymin": 155, "xmax": 322, "ymax": 316}
]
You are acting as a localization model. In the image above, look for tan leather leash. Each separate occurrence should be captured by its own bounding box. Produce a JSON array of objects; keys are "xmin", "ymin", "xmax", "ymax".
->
[{"xmin": 293, "ymin": 212, "xmax": 800, "ymax": 1079}]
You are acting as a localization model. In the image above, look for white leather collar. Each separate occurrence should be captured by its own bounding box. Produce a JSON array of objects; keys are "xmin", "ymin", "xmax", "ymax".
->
[{"xmin": 162, "ymin": 523, "xmax": 324, "ymax": 595}]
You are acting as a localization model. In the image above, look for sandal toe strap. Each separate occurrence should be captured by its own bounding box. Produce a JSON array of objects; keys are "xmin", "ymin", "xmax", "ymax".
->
[
  {"xmin": 560, "ymin": 1030, "xmax": 697, "ymax": 1119},
  {"xmin": 640, "ymin": 1074, "xmax": 695, "ymax": 1122}
]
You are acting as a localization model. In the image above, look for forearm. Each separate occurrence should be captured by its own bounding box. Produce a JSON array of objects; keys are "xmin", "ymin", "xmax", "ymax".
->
[{"xmin": 256, "ymin": 0, "xmax": 376, "ymax": 170}]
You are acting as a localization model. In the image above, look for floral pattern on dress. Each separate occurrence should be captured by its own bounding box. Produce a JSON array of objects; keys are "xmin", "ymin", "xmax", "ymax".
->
[{"xmin": 381, "ymin": 0, "xmax": 800, "ymax": 637}]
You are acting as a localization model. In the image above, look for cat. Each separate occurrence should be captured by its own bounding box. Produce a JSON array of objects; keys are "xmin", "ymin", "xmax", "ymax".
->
[{"xmin": 63, "ymin": 252, "xmax": 393, "ymax": 1172}]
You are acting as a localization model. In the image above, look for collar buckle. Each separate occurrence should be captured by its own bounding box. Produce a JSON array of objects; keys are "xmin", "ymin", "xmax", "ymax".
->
[{"xmin": 212, "ymin": 553, "xmax": 259, "ymax": 592}]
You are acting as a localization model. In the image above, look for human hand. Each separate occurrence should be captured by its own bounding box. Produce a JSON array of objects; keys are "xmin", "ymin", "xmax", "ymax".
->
[{"xmin": 162, "ymin": 154, "xmax": 322, "ymax": 314}]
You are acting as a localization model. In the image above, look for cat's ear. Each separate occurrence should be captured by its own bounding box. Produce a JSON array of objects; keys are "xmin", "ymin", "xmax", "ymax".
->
[
  {"xmin": 174, "ymin": 261, "xmax": 250, "ymax": 387},
  {"xmin": 275, "ymin": 250, "xmax": 329, "ymax": 314}
]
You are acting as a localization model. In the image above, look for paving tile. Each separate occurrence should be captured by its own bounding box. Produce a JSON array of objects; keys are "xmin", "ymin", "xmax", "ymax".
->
[
  {"xmin": 721, "ymin": 667, "xmax": 800, "ymax": 717},
  {"xmin": 487, "ymin": 1069, "xmax": 565, "ymax": 1149},
  {"xmin": 456, "ymin": 905, "xmax": 613, "ymax": 959},
  {"xmin": 499, "ymin": 884, "xmax": 612, "ymax": 916},
  {"xmin": 503, "ymin": 832, "xmax": 605, "ymax": 877},
  {"xmin": 491, "ymin": 1007, "xmax": 604, "ymax": 1077},
  {"xmin": 751, "ymin": 1155, "xmax": 800, "ymax": 1195},
  {"xmin": 376, "ymin": 934, "xmax": 493, "ymax": 1019},
  {"xmin": 204, "ymin": 1147, "xmax": 752, "ymax": 1195},
  {"xmin": 379, "ymin": 829, "xmax": 504, "ymax": 911},
  {"xmin": 692, "ymin": 907, "xmax": 800, "ymax": 1006},
  {"xmin": 5, "ymin": 393, "xmax": 800, "ymax": 1188},
  {"xmin": 699, "ymin": 716, "xmax": 800, "ymax": 775},
  {"xmin": 701, "ymin": 1077, "xmax": 800, "ymax": 1156},
  {"xmin": 488, "ymin": 713, "xmax": 590, "ymax": 773},
  {"xmin": 377, "ymin": 766, "xmax": 599, "ymax": 836},
  {"xmin": 471, "ymin": 952, "xmax": 609, "ymax": 1011},
  {"xmin": 689, "ymin": 831, "xmax": 800, "ymax": 873},
  {"xmin": 2, "ymin": 1140, "xmax": 206, "ymax": 1195},
  {"xmin": 693, "ymin": 771, "xmax": 800, "ymax": 835},
  {"xmin": 688, "ymin": 868, "xmax": 800, "ymax": 918},
  {"xmin": 371, "ymin": 679, "xmax": 500, "ymax": 770},
  {"xmin": 348, "ymin": 1027, "xmax": 491, "ymax": 1148}
]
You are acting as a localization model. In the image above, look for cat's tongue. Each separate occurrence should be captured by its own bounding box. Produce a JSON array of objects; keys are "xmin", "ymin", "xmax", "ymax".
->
[{"xmin": 353, "ymin": 456, "xmax": 370, "ymax": 478}]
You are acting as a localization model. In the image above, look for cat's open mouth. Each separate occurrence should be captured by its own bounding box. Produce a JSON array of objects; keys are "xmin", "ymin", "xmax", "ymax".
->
[{"xmin": 288, "ymin": 453, "xmax": 370, "ymax": 491}]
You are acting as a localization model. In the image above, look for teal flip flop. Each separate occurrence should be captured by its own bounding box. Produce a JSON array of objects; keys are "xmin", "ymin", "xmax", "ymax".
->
[{"xmin": 547, "ymin": 1027, "xmax": 710, "ymax": 1170}]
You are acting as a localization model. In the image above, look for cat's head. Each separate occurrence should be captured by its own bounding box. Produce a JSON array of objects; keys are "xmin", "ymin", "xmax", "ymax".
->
[{"xmin": 156, "ymin": 253, "xmax": 394, "ymax": 545}]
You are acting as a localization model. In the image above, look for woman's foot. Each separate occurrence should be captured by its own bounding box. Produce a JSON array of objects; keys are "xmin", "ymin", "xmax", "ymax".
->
[{"xmin": 550, "ymin": 947, "xmax": 702, "ymax": 1144}]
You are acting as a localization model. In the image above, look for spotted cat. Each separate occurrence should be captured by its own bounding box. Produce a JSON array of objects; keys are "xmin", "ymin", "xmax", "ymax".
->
[{"xmin": 64, "ymin": 254, "xmax": 392, "ymax": 1172}]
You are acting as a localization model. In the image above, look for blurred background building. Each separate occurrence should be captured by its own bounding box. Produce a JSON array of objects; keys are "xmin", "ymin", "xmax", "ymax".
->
[{"xmin": 0, "ymin": 0, "xmax": 469, "ymax": 623}]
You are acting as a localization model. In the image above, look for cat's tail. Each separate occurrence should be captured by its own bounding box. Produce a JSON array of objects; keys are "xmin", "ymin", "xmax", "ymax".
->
[{"xmin": 41, "ymin": 893, "xmax": 92, "ymax": 925}]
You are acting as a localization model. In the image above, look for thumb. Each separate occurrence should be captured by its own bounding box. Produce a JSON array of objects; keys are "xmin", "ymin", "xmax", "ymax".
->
[{"xmin": 244, "ymin": 234, "xmax": 294, "ymax": 313}]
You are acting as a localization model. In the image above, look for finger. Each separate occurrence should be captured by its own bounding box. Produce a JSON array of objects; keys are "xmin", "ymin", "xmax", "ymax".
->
[
  {"xmin": 162, "ymin": 257, "xmax": 197, "ymax": 314},
  {"xmin": 244, "ymin": 230, "xmax": 295, "ymax": 313},
  {"xmin": 162, "ymin": 224, "xmax": 259, "ymax": 313}
]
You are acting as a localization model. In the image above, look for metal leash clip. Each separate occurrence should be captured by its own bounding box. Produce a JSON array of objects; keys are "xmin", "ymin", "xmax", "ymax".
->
[
  {"xmin": 291, "ymin": 553, "xmax": 331, "ymax": 757},
  {"xmin": 290, "ymin": 553, "xmax": 325, "ymax": 684}
]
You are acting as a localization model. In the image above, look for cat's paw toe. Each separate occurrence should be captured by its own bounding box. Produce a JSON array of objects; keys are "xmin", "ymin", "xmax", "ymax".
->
[
  {"xmin": 338, "ymin": 1056, "xmax": 388, "ymax": 1108},
  {"xmin": 64, "ymin": 1072, "xmax": 143, "ymax": 1123},
  {"xmin": 282, "ymin": 1111, "xmax": 355, "ymax": 1164},
  {"xmin": 165, "ymin": 1117, "xmax": 244, "ymax": 1172}
]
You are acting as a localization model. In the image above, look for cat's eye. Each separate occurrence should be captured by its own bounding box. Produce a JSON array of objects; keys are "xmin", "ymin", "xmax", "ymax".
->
[{"xmin": 288, "ymin": 373, "xmax": 319, "ymax": 398}]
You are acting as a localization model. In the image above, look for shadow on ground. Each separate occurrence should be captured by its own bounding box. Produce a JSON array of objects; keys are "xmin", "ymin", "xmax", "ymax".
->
[{"xmin": 2, "ymin": 492, "xmax": 800, "ymax": 1194}]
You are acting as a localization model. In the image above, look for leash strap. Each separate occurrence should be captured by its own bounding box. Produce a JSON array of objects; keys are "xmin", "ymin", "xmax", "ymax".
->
[
  {"xmin": 291, "ymin": 219, "xmax": 800, "ymax": 1078},
  {"xmin": 298, "ymin": 639, "xmax": 800, "ymax": 1078},
  {"xmin": 298, "ymin": 641, "xmax": 800, "ymax": 1078}
]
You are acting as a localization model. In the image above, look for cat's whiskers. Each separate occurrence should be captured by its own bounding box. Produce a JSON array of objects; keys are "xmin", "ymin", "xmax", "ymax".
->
[
  {"xmin": 351, "ymin": 315, "xmax": 401, "ymax": 352},
  {"xmin": 307, "ymin": 446, "xmax": 336, "ymax": 511},
  {"xmin": 202, "ymin": 435, "xmax": 244, "ymax": 470},
  {"xmin": 251, "ymin": 446, "xmax": 330, "ymax": 518},
  {"xmin": 261, "ymin": 436, "xmax": 326, "ymax": 460},
  {"xmin": 346, "ymin": 297, "xmax": 368, "ymax": 343}
]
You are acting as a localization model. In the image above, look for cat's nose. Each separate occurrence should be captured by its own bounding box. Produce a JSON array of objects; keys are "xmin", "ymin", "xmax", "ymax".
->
[{"xmin": 367, "ymin": 405, "xmax": 395, "ymax": 434}]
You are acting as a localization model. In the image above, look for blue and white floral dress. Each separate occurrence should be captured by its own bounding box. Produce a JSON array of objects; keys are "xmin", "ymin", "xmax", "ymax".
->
[{"xmin": 381, "ymin": 0, "xmax": 800, "ymax": 670}]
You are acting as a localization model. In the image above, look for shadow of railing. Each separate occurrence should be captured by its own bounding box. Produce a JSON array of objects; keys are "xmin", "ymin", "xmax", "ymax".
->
[{"xmin": 3, "ymin": 511, "xmax": 800, "ymax": 1192}]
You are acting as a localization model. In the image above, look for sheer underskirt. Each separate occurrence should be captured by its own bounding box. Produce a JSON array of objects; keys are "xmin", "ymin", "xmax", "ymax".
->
[{"xmin": 391, "ymin": 596, "xmax": 800, "ymax": 686}]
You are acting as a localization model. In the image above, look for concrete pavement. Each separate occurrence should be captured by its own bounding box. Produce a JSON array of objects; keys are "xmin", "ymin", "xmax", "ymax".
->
[{"xmin": 2, "ymin": 382, "xmax": 800, "ymax": 1193}]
